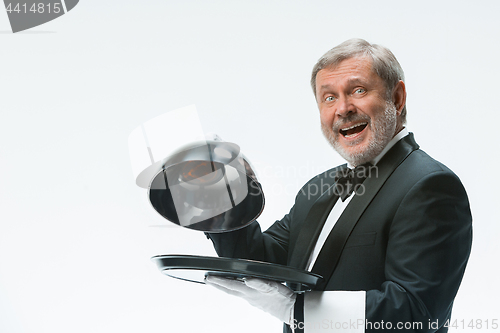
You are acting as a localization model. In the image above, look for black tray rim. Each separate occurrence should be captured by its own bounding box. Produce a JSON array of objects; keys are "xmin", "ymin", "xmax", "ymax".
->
[{"xmin": 151, "ymin": 254, "xmax": 323, "ymax": 291}]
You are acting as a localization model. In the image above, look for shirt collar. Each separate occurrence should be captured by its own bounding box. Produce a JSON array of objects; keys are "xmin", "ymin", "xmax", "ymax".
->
[{"xmin": 347, "ymin": 127, "xmax": 409, "ymax": 169}]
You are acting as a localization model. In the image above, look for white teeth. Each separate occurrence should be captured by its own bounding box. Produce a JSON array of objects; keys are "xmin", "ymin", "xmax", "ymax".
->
[{"xmin": 341, "ymin": 122, "xmax": 367, "ymax": 131}]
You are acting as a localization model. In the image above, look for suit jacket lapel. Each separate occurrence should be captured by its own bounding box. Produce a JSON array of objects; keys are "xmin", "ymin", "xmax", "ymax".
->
[
  {"xmin": 311, "ymin": 133, "xmax": 419, "ymax": 289},
  {"xmin": 287, "ymin": 165, "xmax": 347, "ymax": 270}
]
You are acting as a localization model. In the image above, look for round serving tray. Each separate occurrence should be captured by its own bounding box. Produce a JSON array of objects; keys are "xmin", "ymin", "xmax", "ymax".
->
[{"xmin": 151, "ymin": 254, "xmax": 322, "ymax": 293}]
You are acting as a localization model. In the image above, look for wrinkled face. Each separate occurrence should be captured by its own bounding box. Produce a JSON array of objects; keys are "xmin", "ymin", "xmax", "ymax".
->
[{"xmin": 315, "ymin": 57, "xmax": 399, "ymax": 166}]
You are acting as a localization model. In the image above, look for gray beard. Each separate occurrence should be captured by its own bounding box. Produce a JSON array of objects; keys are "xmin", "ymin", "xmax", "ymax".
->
[{"xmin": 322, "ymin": 102, "xmax": 398, "ymax": 166}]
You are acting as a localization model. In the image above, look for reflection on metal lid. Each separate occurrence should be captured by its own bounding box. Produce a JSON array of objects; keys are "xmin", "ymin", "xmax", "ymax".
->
[{"xmin": 148, "ymin": 140, "xmax": 264, "ymax": 232}]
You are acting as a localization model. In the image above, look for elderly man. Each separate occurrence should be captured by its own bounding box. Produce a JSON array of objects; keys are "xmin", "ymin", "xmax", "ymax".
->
[{"xmin": 205, "ymin": 39, "xmax": 472, "ymax": 333}]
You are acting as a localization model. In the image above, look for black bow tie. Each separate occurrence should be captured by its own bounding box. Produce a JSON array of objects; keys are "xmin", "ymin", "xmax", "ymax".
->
[{"xmin": 334, "ymin": 164, "xmax": 371, "ymax": 202}]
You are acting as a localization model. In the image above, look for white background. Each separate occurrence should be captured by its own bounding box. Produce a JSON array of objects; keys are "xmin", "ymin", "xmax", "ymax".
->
[{"xmin": 1, "ymin": 1, "xmax": 499, "ymax": 332}]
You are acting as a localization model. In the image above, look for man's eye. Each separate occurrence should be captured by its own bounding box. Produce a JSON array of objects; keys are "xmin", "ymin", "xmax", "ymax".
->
[
  {"xmin": 325, "ymin": 96, "xmax": 335, "ymax": 102},
  {"xmin": 354, "ymin": 88, "xmax": 366, "ymax": 94}
]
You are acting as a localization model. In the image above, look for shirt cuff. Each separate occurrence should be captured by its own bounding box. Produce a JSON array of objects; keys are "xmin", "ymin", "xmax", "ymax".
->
[{"xmin": 294, "ymin": 291, "xmax": 365, "ymax": 332}]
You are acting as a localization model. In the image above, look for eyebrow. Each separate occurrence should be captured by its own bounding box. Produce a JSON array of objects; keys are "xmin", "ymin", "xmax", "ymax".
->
[
  {"xmin": 346, "ymin": 78, "xmax": 365, "ymax": 86},
  {"xmin": 319, "ymin": 78, "xmax": 366, "ymax": 92}
]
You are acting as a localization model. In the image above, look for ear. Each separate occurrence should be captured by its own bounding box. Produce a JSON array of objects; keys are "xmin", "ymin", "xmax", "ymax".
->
[{"xmin": 392, "ymin": 80, "xmax": 406, "ymax": 116}]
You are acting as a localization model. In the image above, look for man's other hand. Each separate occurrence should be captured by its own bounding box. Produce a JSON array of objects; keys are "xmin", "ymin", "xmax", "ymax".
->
[{"xmin": 205, "ymin": 275, "xmax": 296, "ymax": 324}]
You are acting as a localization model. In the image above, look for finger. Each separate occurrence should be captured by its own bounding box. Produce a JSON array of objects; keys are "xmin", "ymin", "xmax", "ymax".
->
[
  {"xmin": 205, "ymin": 276, "xmax": 253, "ymax": 294},
  {"xmin": 205, "ymin": 279, "xmax": 246, "ymax": 298},
  {"xmin": 275, "ymin": 284, "xmax": 295, "ymax": 298},
  {"xmin": 244, "ymin": 277, "xmax": 278, "ymax": 293}
]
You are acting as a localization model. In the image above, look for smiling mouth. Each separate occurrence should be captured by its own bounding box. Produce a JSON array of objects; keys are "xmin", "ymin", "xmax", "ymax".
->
[{"xmin": 339, "ymin": 122, "xmax": 368, "ymax": 138}]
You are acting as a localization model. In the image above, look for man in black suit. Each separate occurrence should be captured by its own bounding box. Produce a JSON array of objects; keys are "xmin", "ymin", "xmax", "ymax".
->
[{"xmin": 205, "ymin": 39, "xmax": 472, "ymax": 333}]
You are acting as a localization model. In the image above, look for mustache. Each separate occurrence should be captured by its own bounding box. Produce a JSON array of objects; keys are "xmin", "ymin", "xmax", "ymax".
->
[{"xmin": 332, "ymin": 114, "xmax": 371, "ymax": 131}]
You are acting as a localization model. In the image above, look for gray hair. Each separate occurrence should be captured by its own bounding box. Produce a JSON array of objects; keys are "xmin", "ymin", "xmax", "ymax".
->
[{"xmin": 311, "ymin": 38, "xmax": 406, "ymax": 124}]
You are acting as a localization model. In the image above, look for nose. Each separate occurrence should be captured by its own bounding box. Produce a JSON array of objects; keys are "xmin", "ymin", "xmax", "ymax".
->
[{"xmin": 335, "ymin": 95, "xmax": 355, "ymax": 118}]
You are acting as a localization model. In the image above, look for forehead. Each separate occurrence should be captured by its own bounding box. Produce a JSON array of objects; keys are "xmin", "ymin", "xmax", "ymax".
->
[{"xmin": 316, "ymin": 56, "xmax": 377, "ymax": 87}]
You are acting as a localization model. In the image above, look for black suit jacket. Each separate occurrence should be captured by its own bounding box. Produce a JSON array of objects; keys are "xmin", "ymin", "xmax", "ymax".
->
[{"xmin": 208, "ymin": 134, "xmax": 472, "ymax": 333}]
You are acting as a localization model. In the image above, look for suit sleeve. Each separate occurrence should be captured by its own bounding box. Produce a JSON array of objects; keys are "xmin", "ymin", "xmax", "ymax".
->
[
  {"xmin": 301, "ymin": 170, "xmax": 472, "ymax": 332},
  {"xmin": 206, "ymin": 205, "xmax": 294, "ymax": 265}
]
